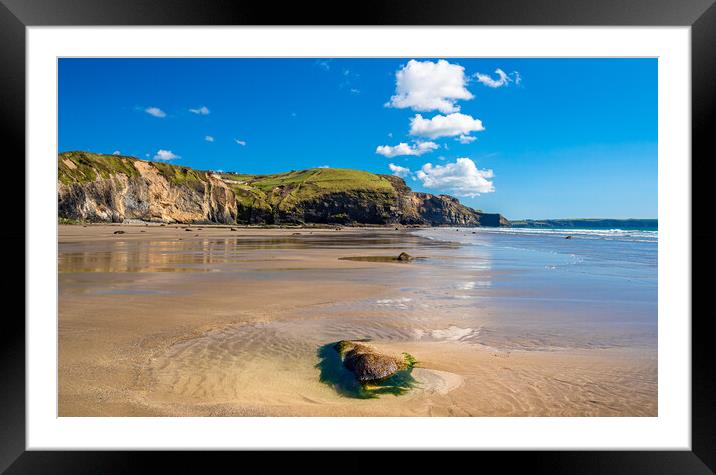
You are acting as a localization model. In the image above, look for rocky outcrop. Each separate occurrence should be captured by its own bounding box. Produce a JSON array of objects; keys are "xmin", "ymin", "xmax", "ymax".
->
[
  {"xmin": 397, "ymin": 252, "xmax": 414, "ymax": 262},
  {"xmin": 335, "ymin": 341, "xmax": 409, "ymax": 383},
  {"xmin": 59, "ymin": 155, "xmax": 239, "ymax": 223},
  {"xmin": 58, "ymin": 151, "xmax": 508, "ymax": 226},
  {"xmin": 296, "ymin": 190, "xmax": 399, "ymax": 225}
]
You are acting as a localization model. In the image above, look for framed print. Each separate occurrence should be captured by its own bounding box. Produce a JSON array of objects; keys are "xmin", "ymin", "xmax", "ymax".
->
[{"xmin": 2, "ymin": 0, "xmax": 714, "ymax": 472}]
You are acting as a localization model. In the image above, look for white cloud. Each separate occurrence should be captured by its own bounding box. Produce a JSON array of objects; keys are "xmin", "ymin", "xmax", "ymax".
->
[
  {"xmin": 112, "ymin": 150, "xmax": 121, "ymax": 155},
  {"xmin": 474, "ymin": 68, "xmax": 521, "ymax": 88},
  {"xmin": 376, "ymin": 141, "xmax": 438, "ymax": 158},
  {"xmin": 388, "ymin": 163, "xmax": 412, "ymax": 178},
  {"xmin": 316, "ymin": 60, "xmax": 331, "ymax": 71},
  {"xmin": 350, "ymin": 88, "xmax": 360, "ymax": 95},
  {"xmin": 456, "ymin": 134, "xmax": 476, "ymax": 144},
  {"xmin": 189, "ymin": 106, "xmax": 210, "ymax": 115},
  {"xmin": 387, "ymin": 59, "xmax": 473, "ymax": 114},
  {"xmin": 317, "ymin": 165, "xmax": 330, "ymax": 169},
  {"xmin": 145, "ymin": 107, "xmax": 166, "ymax": 118},
  {"xmin": 205, "ymin": 135, "xmax": 214, "ymax": 142},
  {"xmin": 153, "ymin": 149, "xmax": 180, "ymax": 161},
  {"xmin": 235, "ymin": 139, "xmax": 246, "ymax": 146},
  {"xmin": 415, "ymin": 157, "xmax": 494, "ymax": 197},
  {"xmin": 409, "ymin": 113, "xmax": 485, "ymax": 139}
]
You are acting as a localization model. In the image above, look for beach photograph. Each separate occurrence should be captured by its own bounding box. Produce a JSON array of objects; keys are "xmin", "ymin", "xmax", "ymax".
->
[{"xmin": 57, "ymin": 57, "xmax": 657, "ymax": 417}]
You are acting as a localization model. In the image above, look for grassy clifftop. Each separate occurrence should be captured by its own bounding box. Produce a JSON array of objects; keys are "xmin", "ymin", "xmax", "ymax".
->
[
  {"xmin": 58, "ymin": 151, "xmax": 141, "ymax": 184},
  {"xmin": 217, "ymin": 168, "xmax": 397, "ymax": 212},
  {"xmin": 60, "ymin": 152, "xmax": 394, "ymax": 196},
  {"xmin": 59, "ymin": 151, "xmax": 399, "ymax": 212}
]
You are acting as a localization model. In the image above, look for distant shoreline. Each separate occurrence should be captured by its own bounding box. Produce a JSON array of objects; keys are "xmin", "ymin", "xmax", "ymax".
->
[{"xmin": 509, "ymin": 218, "xmax": 657, "ymax": 230}]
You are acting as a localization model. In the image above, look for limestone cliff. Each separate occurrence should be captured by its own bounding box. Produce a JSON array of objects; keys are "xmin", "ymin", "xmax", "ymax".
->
[{"xmin": 58, "ymin": 151, "xmax": 508, "ymax": 226}]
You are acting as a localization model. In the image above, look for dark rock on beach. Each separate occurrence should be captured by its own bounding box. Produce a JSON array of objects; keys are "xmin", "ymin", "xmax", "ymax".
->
[
  {"xmin": 397, "ymin": 252, "xmax": 414, "ymax": 262},
  {"xmin": 335, "ymin": 340, "xmax": 406, "ymax": 383}
]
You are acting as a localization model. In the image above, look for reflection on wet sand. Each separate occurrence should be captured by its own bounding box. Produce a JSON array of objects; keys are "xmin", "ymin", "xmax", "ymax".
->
[{"xmin": 58, "ymin": 224, "xmax": 657, "ymax": 417}]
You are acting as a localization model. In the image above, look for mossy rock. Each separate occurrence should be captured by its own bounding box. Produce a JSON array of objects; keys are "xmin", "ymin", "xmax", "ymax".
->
[
  {"xmin": 317, "ymin": 341, "xmax": 418, "ymax": 399},
  {"xmin": 335, "ymin": 340, "xmax": 414, "ymax": 383}
]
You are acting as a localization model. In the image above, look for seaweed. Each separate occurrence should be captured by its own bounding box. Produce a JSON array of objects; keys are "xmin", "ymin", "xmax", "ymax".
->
[{"xmin": 315, "ymin": 342, "xmax": 418, "ymax": 399}]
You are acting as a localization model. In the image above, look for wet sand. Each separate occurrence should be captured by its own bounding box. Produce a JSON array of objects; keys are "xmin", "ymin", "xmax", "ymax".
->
[{"xmin": 58, "ymin": 224, "xmax": 657, "ymax": 416}]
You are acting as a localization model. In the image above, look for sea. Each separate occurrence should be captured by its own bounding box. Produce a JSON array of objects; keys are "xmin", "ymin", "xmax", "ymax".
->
[{"xmin": 407, "ymin": 226, "xmax": 658, "ymax": 350}]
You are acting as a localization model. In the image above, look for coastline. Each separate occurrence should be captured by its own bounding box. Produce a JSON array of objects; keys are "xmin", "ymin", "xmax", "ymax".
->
[{"xmin": 58, "ymin": 224, "xmax": 657, "ymax": 416}]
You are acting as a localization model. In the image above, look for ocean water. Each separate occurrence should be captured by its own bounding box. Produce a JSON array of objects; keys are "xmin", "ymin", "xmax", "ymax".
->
[{"xmin": 405, "ymin": 227, "xmax": 658, "ymax": 350}]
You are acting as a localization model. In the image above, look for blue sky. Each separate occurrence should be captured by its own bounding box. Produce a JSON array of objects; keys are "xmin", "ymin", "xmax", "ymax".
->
[{"xmin": 58, "ymin": 58, "xmax": 657, "ymax": 219}]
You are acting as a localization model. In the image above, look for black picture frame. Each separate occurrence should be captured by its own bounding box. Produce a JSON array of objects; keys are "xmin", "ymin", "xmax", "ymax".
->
[{"xmin": 2, "ymin": 0, "xmax": 713, "ymax": 472}]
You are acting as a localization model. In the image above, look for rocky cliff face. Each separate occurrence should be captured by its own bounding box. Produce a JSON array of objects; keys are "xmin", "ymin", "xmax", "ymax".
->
[
  {"xmin": 58, "ymin": 151, "xmax": 507, "ymax": 226},
  {"xmin": 59, "ymin": 155, "xmax": 239, "ymax": 223}
]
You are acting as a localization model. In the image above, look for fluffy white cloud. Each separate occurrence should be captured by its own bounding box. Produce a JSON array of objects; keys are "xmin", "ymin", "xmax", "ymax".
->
[
  {"xmin": 153, "ymin": 149, "xmax": 180, "ymax": 161},
  {"xmin": 205, "ymin": 135, "xmax": 214, "ymax": 142},
  {"xmin": 456, "ymin": 134, "xmax": 476, "ymax": 144},
  {"xmin": 317, "ymin": 165, "xmax": 330, "ymax": 169},
  {"xmin": 474, "ymin": 68, "xmax": 521, "ymax": 88},
  {"xmin": 190, "ymin": 106, "xmax": 210, "ymax": 115},
  {"xmin": 145, "ymin": 107, "xmax": 166, "ymax": 118},
  {"xmin": 376, "ymin": 141, "xmax": 438, "ymax": 158},
  {"xmin": 235, "ymin": 139, "xmax": 246, "ymax": 146},
  {"xmin": 409, "ymin": 113, "xmax": 484, "ymax": 139},
  {"xmin": 387, "ymin": 59, "xmax": 473, "ymax": 114},
  {"xmin": 112, "ymin": 150, "xmax": 121, "ymax": 155},
  {"xmin": 415, "ymin": 157, "xmax": 494, "ymax": 197},
  {"xmin": 388, "ymin": 163, "xmax": 412, "ymax": 178}
]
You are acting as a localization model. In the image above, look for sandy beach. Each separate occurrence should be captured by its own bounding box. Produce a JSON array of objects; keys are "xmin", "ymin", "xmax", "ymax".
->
[{"xmin": 58, "ymin": 224, "xmax": 657, "ymax": 416}]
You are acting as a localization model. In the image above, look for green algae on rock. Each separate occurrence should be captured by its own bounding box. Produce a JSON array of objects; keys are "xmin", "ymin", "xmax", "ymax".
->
[{"xmin": 316, "ymin": 341, "xmax": 418, "ymax": 399}]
